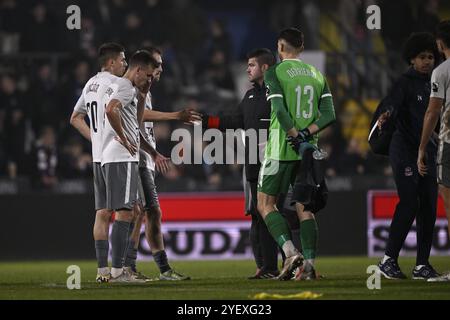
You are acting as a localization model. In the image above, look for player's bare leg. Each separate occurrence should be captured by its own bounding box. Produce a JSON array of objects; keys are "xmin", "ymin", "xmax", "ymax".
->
[
  {"xmin": 145, "ymin": 206, "xmax": 164, "ymax": 250},
  {"xmin": 144, "ymin": 206, "xmax": 190, "ymax": 280},
  {"xmin": 93, "ymin": 208, "xmax": 112, "ymax": 282},
  {"xmin": 427, "ymin": 185, "xmax": 450, "ymax": 282},
  {"xmin": 295, "ymin": 203, "xmax": 319, "ymax": 280},
  {"xmin": 257, "ymin": 191, "xmax": 303, "ymax": 280}
]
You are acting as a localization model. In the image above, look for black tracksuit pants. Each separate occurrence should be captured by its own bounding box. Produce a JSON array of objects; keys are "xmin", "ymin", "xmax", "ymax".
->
[
  {"xmin": 248, "ymin": 180, "xmax": 279, "ymax": 272},
  {"xmin": 386, "ymin": 140, "xmax": 437, "ymax": 265}
]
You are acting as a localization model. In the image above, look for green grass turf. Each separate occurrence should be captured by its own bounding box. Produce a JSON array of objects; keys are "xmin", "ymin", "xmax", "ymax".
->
[{"xmin": 0, "ymin": 257, "xmax": 450, "ymax": 300}]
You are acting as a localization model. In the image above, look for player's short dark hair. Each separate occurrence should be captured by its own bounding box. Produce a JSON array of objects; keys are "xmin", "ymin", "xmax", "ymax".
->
[
  {"xmin": 142, "ymin": 46, "xmax": 162, "ymax": 57},
  {"xmin": 98, "ymin": 42, "xmax": 125, "ymax": 67},
  {"xmin": 402, "ymin": 32, "xmax": 439, "ymax": 64},
  {"xmin": 128, "ymin": 50, "xmax": 159, "ymax": 69},
  {"xmin": 278, "ymin": 27, "xmax": 304, "ymax": 49},
  {"xmin": 436, "ymin": 20, "xmax": 450, "ymax": 48},
  {"xmin": 247, "ymin": 48, "xmax": 276, "ymax": 67}
]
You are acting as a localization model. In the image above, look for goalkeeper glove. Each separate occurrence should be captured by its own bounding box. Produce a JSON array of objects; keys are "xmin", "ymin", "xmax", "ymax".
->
[{"xmin": 287, "ymin": 128, "xmax": 311, "ymax": 155}]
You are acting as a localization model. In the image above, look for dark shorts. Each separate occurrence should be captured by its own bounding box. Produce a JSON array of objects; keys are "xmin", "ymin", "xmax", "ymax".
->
[
  {"xmin": 103, "ymin": 162, "xmax": 139, "ymax": 211},
  {"xmin": 93, "ymin": 162, "xmax": 107, "ymax": 211},
  {"xmin": 138, "ymin": 167, "xmax": 160, "ymax": 210}
]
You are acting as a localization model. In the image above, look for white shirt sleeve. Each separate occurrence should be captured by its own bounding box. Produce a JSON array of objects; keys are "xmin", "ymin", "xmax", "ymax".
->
[
  {"xmin": 73, "ymin": 93, "xmax": 86, "ymax": 114},
  {"xmin": 430, "ymin": 67, "xmax": 447, "ymax": 99},
  {"xmin": 110, "ymin": 80, "xmax": 134, "ymax": 107}
]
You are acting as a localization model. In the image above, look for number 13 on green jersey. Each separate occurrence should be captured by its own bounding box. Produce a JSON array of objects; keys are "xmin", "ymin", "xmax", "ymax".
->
[{"xmin": 264, "ymin": 59, "xmax": 333, "ymax": 161}]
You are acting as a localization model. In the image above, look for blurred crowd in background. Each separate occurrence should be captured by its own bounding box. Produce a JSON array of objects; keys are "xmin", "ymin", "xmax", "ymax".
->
[{"xmin": 0, "ymin": 0, "xmax": 447, "ymax": 191}]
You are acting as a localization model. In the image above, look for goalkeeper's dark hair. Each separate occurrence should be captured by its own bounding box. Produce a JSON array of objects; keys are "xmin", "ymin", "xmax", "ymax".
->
[
  {"xmin": 98, "ymin": 42, "xmax": 125, "ymax": 67},
  {"xmin": 436, "ymin": 20, "xmax": 450, "ymax": 48},
  {"xmin": 278, "ymin": 27, "xmax": 304, "ymax": 49},
  {"xmin": 247, "ymin": 48, "xmax": 276, "ymax": 67},
  {"xmin": 402, "ymin": 32, "xmax": 439, "ymax": 64},
  {"xmin": 129, "ymin": 50, "xmax": 159, "ymax": 69}
]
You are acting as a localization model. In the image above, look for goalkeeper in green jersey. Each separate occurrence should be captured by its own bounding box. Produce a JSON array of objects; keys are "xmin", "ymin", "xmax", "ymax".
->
[{"xmin": 257, "ymin": 28, "xmax": 336, "ymax": 280}]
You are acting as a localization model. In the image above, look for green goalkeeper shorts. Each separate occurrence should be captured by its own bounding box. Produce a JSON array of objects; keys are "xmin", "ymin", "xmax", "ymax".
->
[{"xmin": 257, "ymin": 159, "xmax": 300, "ymax": 196}]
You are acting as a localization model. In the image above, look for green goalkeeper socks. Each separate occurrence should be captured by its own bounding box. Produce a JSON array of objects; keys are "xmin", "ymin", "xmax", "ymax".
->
[
  {"xmin": 300, "ymin": 219, "xmax": 318, "ymax": 259},
  {"xmin": 264, "ymin": 211, "xmax": 291, "ymax": 248}
]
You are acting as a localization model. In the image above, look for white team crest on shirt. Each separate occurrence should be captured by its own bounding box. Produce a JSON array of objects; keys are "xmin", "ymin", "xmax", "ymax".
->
[
  {"xmin": 417, "ymin": 95, "xmax": 422, "ymax": 101},
  {"xmin": 404, "ymin": 166, "xmax": 413, "ymax": 177}
]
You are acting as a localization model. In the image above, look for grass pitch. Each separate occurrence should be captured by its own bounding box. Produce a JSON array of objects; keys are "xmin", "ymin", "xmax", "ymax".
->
[{"xmin": 1, "ymin": 257, "xmax": 450, "ymax": 300}]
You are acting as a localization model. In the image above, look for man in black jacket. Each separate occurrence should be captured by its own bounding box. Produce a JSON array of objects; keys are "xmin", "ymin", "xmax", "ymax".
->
[{"xmin": 202, "ymin": 48, "xmax": 280, "ymax": 278}]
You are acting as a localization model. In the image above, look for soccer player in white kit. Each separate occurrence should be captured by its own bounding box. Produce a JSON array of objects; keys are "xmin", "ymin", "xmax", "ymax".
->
[
  {"xmin": 102, "ymin": 50, "xmax": 159, "ymax": 282},
  {"xmin": 123, "ymin": 47, "xmax": 200, "ymax": 280},
  {"xmin": 69, "ymin": 43, "xmax": 127, "ymax": 282},
  {"xmin": 418, "ymin": 20, "xmax": 450, "ymax": 282}
]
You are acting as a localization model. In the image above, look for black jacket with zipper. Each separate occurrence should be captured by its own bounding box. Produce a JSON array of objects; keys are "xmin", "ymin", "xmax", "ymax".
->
[
  {"xmin": 388, "ymin": 67, "xmax": 437, "ymax": 163},
  {"xmin": 206, "ymin": 82, "xmax": 271, "ymax": 181}
]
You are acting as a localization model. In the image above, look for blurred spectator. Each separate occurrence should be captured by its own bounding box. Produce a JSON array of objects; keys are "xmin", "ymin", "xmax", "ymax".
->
[
  {"xmin": 269, "ymin": 0, "xmax": 298, "ymax": 32},
  {"xmin": 205, "ymin": 18, "xmax": 233, "ymax": 63},
  {"xmin": 165, "ymin": 0, "xmax": 207, "ymax": 86},
  {"xmin": 20, "ymin": 2, "xmax": 59, "ymax": 52},
  {"xmin": 415, "ymin": 0, "xmax": 440, "ymax": 34},
  {"xmin": 31, "ymin": 126, "xmax": 58, "ymax": 189},
  {"xmin": 59, "ymin": 138, "xmax": 92, "ymax": 179},
  {"xmin": 120, "ymin": 12, "xmax": 146, "ymax": 54},
  {"xmin": 0, "ymin": 0, "xmax": 22, "ymax": 54},
  {"xmin": 201, "ymin": 49, "xmax": 236, "ymax": 94},
  {"xmin": 339, "ymin": 0, "xmax": 378, "ymax": 96},
  {"xmin": 142, "ymin": 0, "xmax": 170, "ymax": 45},
  {"xmin": 59, "ymin": 60, "xmax": 92, "ymax": 132},
  {"xmin": 79, "ymin": 16, "xmax": 102, "ymax": 58},
  {"xmin": 1, "ymin": 74, "xmax": 30, "ymax": 178},
  {"xmin": 29, "ymin": 64, "xmax": 59, "ymax": 134},
  {"xmin": 380, "ymin": 0, "xmax": 414, "ymax": 77},
  {"xmin": 337, "ymin": 138, "xmax": 367, "ymax": 175}
]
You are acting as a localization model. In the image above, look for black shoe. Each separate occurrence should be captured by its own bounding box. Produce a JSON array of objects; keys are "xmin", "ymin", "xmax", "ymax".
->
[
  {"xmin": 248, "ymin": 269, "xmax": 262, "ymax": 280},
  {"xmin": 248, "ymin": 270, "xmax": 279, "ymax": 280},
  {"xmin": 412, "ymin": 264, "xmax": 440, "ymax": 280},
  {"xmin": 378, "ymin": 258, "xmax": 407, "ymax": 280},
  {"xmin": 259, "ymin": 270, "xmax": 280, "ymax": 279}
]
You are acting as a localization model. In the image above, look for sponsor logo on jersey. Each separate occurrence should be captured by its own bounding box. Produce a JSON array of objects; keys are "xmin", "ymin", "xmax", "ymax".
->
[
  {"xmin": 105, "ymin": 87, "xmax": 114, "ymax": 96},
  {"xmin": 432, "ymin": 82, "xmax": 439, "ymax": 92},
  {"xmin": 87, "ymin": 83, "xmax": 99, "ymax": 94}
]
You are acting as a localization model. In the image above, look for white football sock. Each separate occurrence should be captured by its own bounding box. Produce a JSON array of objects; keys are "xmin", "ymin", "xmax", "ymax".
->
[
  {"xmin": 305, "ymin": 259, "xmax": 315, "ymax": 271},
  {"xmin": 111, "ymin": 267, "xmax": 123, "ymax": 278},
  {"xmin": 97, "ymin": 267, "xmax": 110, "ymax": 276},
  {"xmin": 282, "ymin": 241, "xmax": 298, "ymax": 257}
]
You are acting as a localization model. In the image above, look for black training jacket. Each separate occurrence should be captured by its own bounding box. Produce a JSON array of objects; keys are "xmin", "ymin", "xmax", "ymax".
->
[
  {"xmin": 215, "ymin": 82, "xmax": 271, "ymax": 181},
  {"xmin": 388, "ymin": 67, "xmax": 437, "ymax": 159}
]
